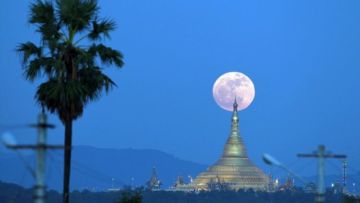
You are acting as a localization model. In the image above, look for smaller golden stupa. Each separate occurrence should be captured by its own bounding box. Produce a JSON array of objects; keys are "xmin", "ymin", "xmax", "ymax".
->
[{"xmin": 192, "ymin": 99, "xmax": 269, "ymax": 191}]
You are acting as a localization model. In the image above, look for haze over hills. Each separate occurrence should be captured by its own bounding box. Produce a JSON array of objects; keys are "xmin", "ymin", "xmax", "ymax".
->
[
  {"xmin": 0, "ymin": 145, "xmax": 358, "ymax": 193},
  {"xmin": 0, "ymin": 145, "xmax": 207, "ymax": 191}
]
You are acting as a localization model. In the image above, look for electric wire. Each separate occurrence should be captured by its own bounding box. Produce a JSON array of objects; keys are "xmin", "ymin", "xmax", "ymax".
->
[
  {"xmin": 48, "ymin": 150, "xmax": 121, "ymax": 190},
  {"xmin": 0, "ymin": 123, "xmax": 34, "ymax": 130}
]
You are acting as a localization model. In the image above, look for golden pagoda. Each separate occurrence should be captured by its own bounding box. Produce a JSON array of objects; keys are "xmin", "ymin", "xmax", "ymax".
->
[{"xmin": 192, "ymin": 99, "xmax": 269, "ymax": 191}]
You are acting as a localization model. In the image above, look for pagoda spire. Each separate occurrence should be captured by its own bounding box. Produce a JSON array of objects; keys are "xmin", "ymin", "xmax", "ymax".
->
[
  {"xmin": 234, "ymin": 97, "xmax": 238, "ymax": 110},
  {"xmin": 221, "ymin": 97, "xmax": 247, "ymax": 158},
  {"xmin": 231, "ymin": 97, "xmax": 239, "ymax": 133},
  {"xmin": 146, "ymin": 166, "xmax": 161, "ymax": 190}
]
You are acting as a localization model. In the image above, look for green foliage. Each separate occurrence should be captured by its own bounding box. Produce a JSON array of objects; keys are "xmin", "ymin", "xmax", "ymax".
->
[
  {"xmin": 140, "ymin": 190, "xmax": 344, "ymax": 203},
  {"xmin": 57, "ymin": 0, "xmax": 98, "ymax": 32},
  {"xmin": 17, "ymin": 1, "xmax": 124, "ymax": 202},
  {"xmin": 343, "ymin": 194, "xmax": 360, "ymax": 203},
  {"xmin": 17, "ymin": 0, "xmax": 124, "ymax": 122},
  {"xmin": 117, "ymin": 190, "xmax": 142, "ymax": 203},
  {"xmin": 88, "ymin": 19, "xmax": 116, "ymax": 40},
  {"xmin": 0, "ymin": 181, "xmax": 348, "ymax": 203}
]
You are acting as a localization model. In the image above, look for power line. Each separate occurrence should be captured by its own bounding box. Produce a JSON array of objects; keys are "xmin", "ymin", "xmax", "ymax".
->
[
  {"xmin": 0, "ymin": 124, "xmax": 37, "ymax": 130},
  {"xmin": 49, "ymin": 150, "xmax": 123, "ymax": 189}
]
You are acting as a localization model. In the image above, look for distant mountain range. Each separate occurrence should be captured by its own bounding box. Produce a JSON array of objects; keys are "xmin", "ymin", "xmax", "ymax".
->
[
  {"xmin": 0, "ymin": 145, "xmax": 359, "ymax": 192},
  {"xmin": 0, "ymin": 145, "xmax": 207, "ymax": 191}
]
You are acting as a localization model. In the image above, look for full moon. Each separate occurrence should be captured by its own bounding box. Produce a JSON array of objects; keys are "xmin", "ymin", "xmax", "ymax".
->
[{"xmin": 213, "ymin": 72, "xmax": 255, "ymax": 112}]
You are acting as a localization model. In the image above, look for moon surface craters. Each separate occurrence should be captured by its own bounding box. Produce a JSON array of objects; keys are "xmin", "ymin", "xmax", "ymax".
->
[{"xmin": 212, "ymin": 72, "xmax": 255, "ymax": 111}]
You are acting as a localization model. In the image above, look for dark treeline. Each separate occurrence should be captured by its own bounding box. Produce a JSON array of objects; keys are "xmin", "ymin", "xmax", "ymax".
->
[
  {"xmin": 143, "ymin": 189, "xmax": 343, "ymax": 203},
  {"xmin": 0, "ymin": 181, "xmax": 139, "ymax": 203},
  {"xmin": 1, "ymin": 181, "xmax": 359, "ymax": 203}
]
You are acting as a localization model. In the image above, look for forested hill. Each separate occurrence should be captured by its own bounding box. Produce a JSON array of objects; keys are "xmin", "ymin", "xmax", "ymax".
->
[{"xmin": 0, "ymin": 145, "xmax": 207, "ymax": 191}]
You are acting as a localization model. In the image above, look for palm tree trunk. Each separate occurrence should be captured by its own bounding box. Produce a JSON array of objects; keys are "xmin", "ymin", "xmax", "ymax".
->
[{"xmin": 63, "ymin": 117, "xmax": 72, "ymax": 203}]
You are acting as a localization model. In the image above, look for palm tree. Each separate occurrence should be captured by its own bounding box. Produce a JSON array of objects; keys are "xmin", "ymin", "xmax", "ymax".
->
[{"xmin": 17, "ymin": 0, "xmax": 124, "ymax": 202}]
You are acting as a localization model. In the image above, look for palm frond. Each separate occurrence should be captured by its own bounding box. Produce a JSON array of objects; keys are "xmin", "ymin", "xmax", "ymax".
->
[
  {"xmin": 20, "ymin": 0, "xmax": 124, "ymax": 123},
  {"xmin": 57, "ymin": 0, "xmax": 98, "ymax": 32},
  {"xmin": 22, "ymin": 56, "xmax": 60, "ymax": 81},
  {"xmin": 88, "ymin": 18, "xmax": 116, "ymax": 41},
  {"xmin": 75, "ymin": 48, "xmax": 95, "ymax": 68},
  {"xmin": 24, "ymin": 58, "xmax": 43, "ymax": 81},
  {"xmin": 88, "ymin": 44, "xmax": 124, "ymax": 67},
  {"xmin": 36, "ymin": 79, "xmax": 85, "ymax": 121},
  {"xmin": 30, "ymin": 0, "xmax": 61, "ymax": 42},
  {"xmin": 39, "ymin": 22, "xmax": 62, "ymax": 43},
  {"xmin": 17, "ymin": 42, "xmax": 41, "ymax": 63},
  {"xmin": 78, "ymin": 67, "xmax": 116, "ymax": 101},
  {"xmin": 41, "ymin": 57, "xmax": 59, "ymax": 78},
  {"xmin": 29, "ymin": 0, "xmax": 55, "ymax": 25}
]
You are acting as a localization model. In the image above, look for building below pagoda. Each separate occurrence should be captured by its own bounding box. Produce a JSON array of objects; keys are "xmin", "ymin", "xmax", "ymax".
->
[{"xmin": 190, "ymin": 99, "xmax": 269, "ymax": 191}]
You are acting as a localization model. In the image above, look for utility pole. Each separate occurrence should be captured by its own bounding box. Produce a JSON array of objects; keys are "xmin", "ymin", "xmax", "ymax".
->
[
  {"xmin": 297, "ymin": 145, "xmax": 347, "ymax": 203},
  {"xmin": 343, "ymin": 159, "xmax": 347, "ymax": 190},
  {"xmin": 33, "ymin": 111, "xmax": 50, "ymax": 203},
  {"xmin": 4, "ymin": 110, "xmax": 63, "ymax": 203}
]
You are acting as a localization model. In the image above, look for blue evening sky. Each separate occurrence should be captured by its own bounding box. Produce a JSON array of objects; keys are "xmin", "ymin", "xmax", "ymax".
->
[{"xmin": 1, "ymin": 1, "xmax": 360, "ymax": 176}]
